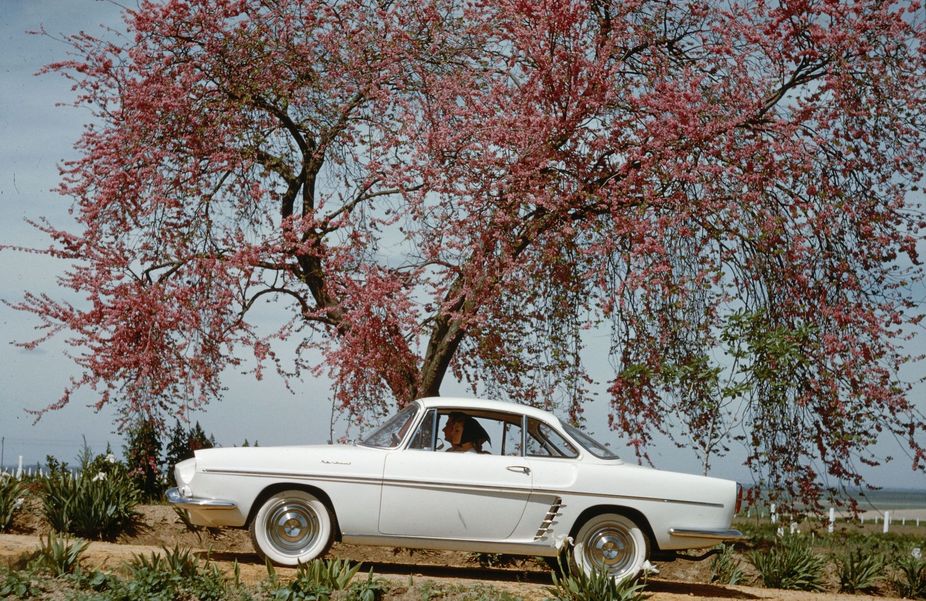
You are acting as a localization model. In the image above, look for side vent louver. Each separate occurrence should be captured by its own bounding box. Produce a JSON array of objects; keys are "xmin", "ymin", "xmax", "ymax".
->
[{"xmin": 534, "ymin": 497, "xmax": 565, "ymax": 541}]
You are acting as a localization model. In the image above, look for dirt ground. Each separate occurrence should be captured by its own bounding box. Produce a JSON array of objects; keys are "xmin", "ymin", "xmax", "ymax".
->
[{"xmin": 0, "ymin": 501, "xmax": 911, "ymax": 601}]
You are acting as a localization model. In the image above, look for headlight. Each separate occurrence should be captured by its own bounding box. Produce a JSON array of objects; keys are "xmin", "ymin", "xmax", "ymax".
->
[{"xmin": 174, "ymin": 458, "xmax": 196, "ymax": 487}]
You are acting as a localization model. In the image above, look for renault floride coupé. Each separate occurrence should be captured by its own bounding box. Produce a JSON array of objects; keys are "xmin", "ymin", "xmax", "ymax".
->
[{"xmin": 167, "ymin": 397, "xmax": 743, "ymax": 580}]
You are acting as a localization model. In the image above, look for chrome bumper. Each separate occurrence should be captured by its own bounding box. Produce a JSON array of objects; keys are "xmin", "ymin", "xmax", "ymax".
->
[
  {"xmin": 668, "ymin": 527, "xmax": 744, "ymax": 540},
  {"xmin": 165, "ymin": 487, "xmax": 237, "ymax": 510}
]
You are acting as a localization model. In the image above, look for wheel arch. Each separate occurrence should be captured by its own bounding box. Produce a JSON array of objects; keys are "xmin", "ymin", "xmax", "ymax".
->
[
  {"xmin": 569, "ymin": 505, "xmax": 659, "ymax": 553},
  {"xmin": 245, "ymin": 483, "xmax": 342, "ymax": 541}
]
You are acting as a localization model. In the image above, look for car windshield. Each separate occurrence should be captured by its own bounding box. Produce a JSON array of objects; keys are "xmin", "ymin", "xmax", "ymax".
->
[
  {"xmin": 359, "ymin": 405, "xmax": 419, "ymax": 449},
  {"xmin": 563, "ymin": 424, "xmax": 620, "ymax": 460}
]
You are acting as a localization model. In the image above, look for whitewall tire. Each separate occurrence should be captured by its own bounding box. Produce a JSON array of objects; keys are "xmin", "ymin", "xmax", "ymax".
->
[
  {"xmin": 249, "ymin": 489, "xmax": 334, "ymax": 566},
  {"xmin": 572, "ymin": 513, "xmax": 649, "ymax": 581}
]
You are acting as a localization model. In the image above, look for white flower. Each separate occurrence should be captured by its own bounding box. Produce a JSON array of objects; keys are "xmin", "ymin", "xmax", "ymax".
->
[
  {"xmin": 92, "ymin": 472, "xmax": 107, "ymax": 482},
  {"xmin": 642, "ymin": 560, "xmax": 660, "ymax": 575},
  {"xmin": 106, "ymin": 453, "xmax": 117, "ymax": 464}
]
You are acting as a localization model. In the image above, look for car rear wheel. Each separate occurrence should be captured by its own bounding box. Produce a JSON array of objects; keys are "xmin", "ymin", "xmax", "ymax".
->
[
  {"xmin": 249, "ymin": 489, "xmax": 333, "ymax": 566},
  {"xmin": 572, "ymin": 513, "xmax": 649, "ymax": 582}
]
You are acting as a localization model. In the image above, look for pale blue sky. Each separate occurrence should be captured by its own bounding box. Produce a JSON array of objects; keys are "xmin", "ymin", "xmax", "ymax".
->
[{"xmin": 0, "ymin": 0, "xmax": 923, "ymax": 491}]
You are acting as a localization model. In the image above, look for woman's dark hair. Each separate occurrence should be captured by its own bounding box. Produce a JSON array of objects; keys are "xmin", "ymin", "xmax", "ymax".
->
[
  {"xmin": 446, "ymin": 412, "xmax": 491, "ymax": 449},
  {"xmin": 461, "ymin": 416, "xmax": 490, "ymax": 448}
]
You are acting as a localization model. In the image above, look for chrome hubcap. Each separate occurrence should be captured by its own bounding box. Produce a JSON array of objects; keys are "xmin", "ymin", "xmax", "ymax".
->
[
  {"xmin": 266, "ymin": 501, "xmax": 319, "ymax": 554},
  {"xmin": 585, "ymin": 526, "xmax": 634, "ymax": 575}
]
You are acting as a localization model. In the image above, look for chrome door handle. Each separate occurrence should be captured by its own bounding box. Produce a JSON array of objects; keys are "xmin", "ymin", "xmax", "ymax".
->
[{"xmin": 507, "ymin": 465, "xmax": 530, "ymax": 475}]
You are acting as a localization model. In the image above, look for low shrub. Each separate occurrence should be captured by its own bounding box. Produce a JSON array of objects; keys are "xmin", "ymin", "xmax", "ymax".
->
[
  {"xmin": 122, "ymin": 545, "xmax": 227, "ymax": 601},
  {"xmin": 0, "ymin": 568, "xmax": 35, "ymax": 598},
  {"xmin": 345, "ymin": 569, "xmax": 388, "ymax": 601},
  {"xmin": 30, "ymin": 532, "xmax": 88, "ymax": 576},
  {"xmin": 270, "ymin": 557, "xmax": 361, "ymax": 600},
  {"xmin": 41, "ymin": 452, "xmax": 140, "ymax": 540},
  {"xmin": 736, "ymin": 520, "xmax": 779, "ymax": 546},
  {"xmin": 709, "ymin": 543, "xmax": 744, "ymax": 585},
  {"xmin": 749, "ymin": 535, "xmax": 826, "ymax": 591},
  {"xmin": 892, "ymin": 552, "xmax": 926, "ymax": 600},
  {"xmin": 0, "ymin": 474, "xmax": 24, "ymax": 531},
  {"xmin": 455, "ymin": 583, "xmax": 523, "ymax": 601},
  {"xmin": 547, "ymin": 556, "xmax": 648, "ymax": 601},
  {"xmin": 836, "ymin": 547, "xmax": 884, "ymax": 593}
]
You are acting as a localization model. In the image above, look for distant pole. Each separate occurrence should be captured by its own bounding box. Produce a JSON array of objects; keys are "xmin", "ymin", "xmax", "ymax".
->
[
  {"xmin": 1, "ymin": 436, "xmax": 4, "ymax": 468},
  {"xmin": 883, "ymin": 511, "xmax": 891, "ymax": 534}
]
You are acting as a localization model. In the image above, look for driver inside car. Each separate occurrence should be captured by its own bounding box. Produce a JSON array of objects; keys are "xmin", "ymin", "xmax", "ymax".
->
[{"xmin": 442, "ymin": 412, "xmax": 491, "ymax": 453}]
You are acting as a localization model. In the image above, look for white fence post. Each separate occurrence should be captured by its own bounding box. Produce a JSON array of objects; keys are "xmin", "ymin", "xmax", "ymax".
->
[
  {"xmin": 15, "ymin": 456, "xmax": 22, "ymax": 479},
  {"xmin": 828, "ymin": 507, "xmax": 835, "ymax": 533},
  {"xmin": 883, "ymin": 511, "xmax": 891, "ymax": 534},
  {"xmin": 770, "ymin": 503, "xmax": 778, "ymax": 524}
]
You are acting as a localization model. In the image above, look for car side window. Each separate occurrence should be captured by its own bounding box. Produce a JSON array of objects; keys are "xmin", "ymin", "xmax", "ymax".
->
[
  {"xmin": 498, "ymin": 419, "xmax": 523, "ymax": 456},
  {"xmin": 526, "ymin": 418, "xmax": 579, "ymax": 458},
  {"xmin": 461, "ymin": 413, "xmax": 524, "ymax": 456},
  {"xmin": 408, "ymin": 409, "xmax": 437, "ymax": 450},
  {"xmin": 409, "ymin": 410, "xmax": 525, "ymax": 455}
]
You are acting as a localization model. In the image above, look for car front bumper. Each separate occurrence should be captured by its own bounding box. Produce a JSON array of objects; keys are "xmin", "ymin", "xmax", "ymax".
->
[{"xmin": 165, "ymin": 487, "xmax": 238, "ymax": 510}]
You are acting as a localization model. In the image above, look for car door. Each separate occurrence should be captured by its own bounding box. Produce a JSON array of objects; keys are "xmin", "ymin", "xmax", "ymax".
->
[
  {"xmin": 518, "ymin": 418, "xmax": 581, "ymax": 541},
  {"xmin": 378, "ymin": 411, "xmax": 533, "ymax": 540}
]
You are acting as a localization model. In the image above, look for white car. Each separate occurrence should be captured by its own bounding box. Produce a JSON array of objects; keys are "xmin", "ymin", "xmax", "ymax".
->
[{"xmin": 167, "ymin": 397, "xmax": 742, "ymax": 580}]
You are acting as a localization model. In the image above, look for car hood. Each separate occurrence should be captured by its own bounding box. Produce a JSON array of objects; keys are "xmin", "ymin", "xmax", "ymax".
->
[{"xmin": 191, "ymin": 443, "xmax": 384, "ymax": 475}]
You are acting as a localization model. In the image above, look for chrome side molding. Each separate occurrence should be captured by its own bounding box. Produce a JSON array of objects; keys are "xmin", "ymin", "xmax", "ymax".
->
[{"xmin": 668, "ymin": 527, "xmax": 744, "ymax": 540}]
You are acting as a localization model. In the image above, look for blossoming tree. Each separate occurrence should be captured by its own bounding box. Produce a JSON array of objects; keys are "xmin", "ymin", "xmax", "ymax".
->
[{"xmin": 13, "ymin": 0, "xmax": 926, "ymax": 507}]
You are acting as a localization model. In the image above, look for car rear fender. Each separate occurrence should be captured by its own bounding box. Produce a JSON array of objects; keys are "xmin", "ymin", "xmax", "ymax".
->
[{"xmin": 568, "ymin": 505, "xmax": 659, "ymax": 553}]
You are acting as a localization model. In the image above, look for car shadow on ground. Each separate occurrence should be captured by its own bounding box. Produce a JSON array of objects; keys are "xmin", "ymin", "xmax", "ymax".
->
[
  {"xmin": 647, "ymin": 580, "xmax": 760, "ymax": 599},
  {"xmin": 203, "ymin": 551, "xmax": 758, "ymax": 598},
  {"xmin": 205, "ymin": 551, "xmax": 552, "ymax": 584}
]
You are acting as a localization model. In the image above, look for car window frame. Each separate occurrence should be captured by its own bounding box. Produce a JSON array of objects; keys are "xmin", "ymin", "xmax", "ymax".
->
[
  {"xmin": 524, "ymin": 416, "xmax": 581, "ymax": 460},
  {"xmin": 394, "ymin": 405, "xmax": 587, "ymax": 461},
  {"xmin": 404, "ymin": 407, "xmax": 527, "ymax": 456},
  {"xmin": 358, "ymin": 403, "xmax": 423, "ymax": 450},
  {"xmin": 561, "ymin": 423, "xmax": 620, "ymax": 460},
  {"xmin": 406, "ymin": 408, "xmax": 439, "ymax": 451}
]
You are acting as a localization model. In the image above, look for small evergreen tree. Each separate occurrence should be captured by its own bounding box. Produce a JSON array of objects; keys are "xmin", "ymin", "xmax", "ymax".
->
[
  {"xmin": 164, "ymin": 419, "xmax": 188, "ymax": 486},
  {"xmin": 188, "ymin": 421, "xmax": 215, "ymax": 453},
  {"xmin": 123, "ymin": 418, "xmax": 163, "ymax": 501},
  {"xmin": 163, "ymin": 419, "xmax": 217, "ymax": 486}
]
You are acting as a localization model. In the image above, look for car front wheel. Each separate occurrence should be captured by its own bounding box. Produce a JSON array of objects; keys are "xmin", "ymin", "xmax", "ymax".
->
[
  {"xmin": 572, "ymin": 513, "xmax": 649, "ymax": 581},
  {"xmin": 250, "ymin": 489, "xmax": 334, "ymax": 566}
]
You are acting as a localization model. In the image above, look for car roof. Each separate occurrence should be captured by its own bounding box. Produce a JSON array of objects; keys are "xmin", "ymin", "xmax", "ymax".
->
[{"xmin": 414, "ymin": 396, "xmax": 564, "ymax": 426}]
